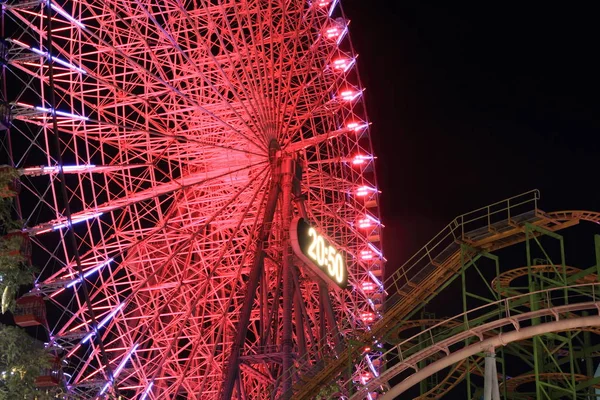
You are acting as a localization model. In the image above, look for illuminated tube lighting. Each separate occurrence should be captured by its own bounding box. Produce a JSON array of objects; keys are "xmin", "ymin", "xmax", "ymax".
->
[
  {"xmin": 30, "ymin": 47, "xmax": 86, "ymax": 74},
  {"xmin": 114, "ymin": 344, "xmax": 139, "ymax": 377},
  {"xmin": 61, "ymin": 165, "xmax": 96, "ymax": 172},
  {"xmin": 367, "ymin": 271, "xmax": 384, "ymax": 290},
  {"xmin": 52, "ymin": 212, "xmax": 103, "ymax": 231},
  {"xmin": 99, "ymin": 382, "xmax": 111, "ymax": 396},
  {"xmin": 49, "ymin": 3, "xmax": 86, "ymax": 30},
  {"xmin": 339, "ymin": 89, "xmax": 361, "ymax": 102},
  {"xmin": 140, "ymin": 382, "xmax": 154, "ymax": 400},
  {"xmin": 368, "ymin": 243, "xmax": 383, "ymax": 257},
  {"xmin": 22, "ymin": 165, "xmax": 97, "ymax": 177},
  {"xmin": 331, "ymin": 57, "xmax": 355, "ymax": 73},
  {"xmin": 66, "ymin": 258, "xmax": 113, "ymax": 288},
  {"xmin": 82, "ymin": 303, "xmax": 124, "ymax": 344},
  {"xmin": 35, "ymin": 106, "xmax": 89, "ymax": 121},
  {"xmin": 365, "ymin": 355, "xmax": 380, "ymax": 377}
]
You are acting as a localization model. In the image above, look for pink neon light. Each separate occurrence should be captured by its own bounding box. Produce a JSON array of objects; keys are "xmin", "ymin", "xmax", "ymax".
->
[
  {"xmin": 360, "ymin": 312, "xmax": 375, "ymax": 323},
  {"xmin": 10, "ymin": 39, "xmax": 30, "ymax": 49},
  {"xmin": 360, "ymin": 250, "xmax": 374, "ymax": 260},
  {"xmin": 347, "ymin": 121, "xmax": 367, "ymax": 132},
  {"xmin": 326, "ymin": 29, "xmax": 340, "ymax": 39},
  {"xmin": 358, "ymin": 218, "xmax": 372, "ymax": 229},
  {"xmin": 352, "ymin": 155, "xmax": 370, "ymax": 165},
  {"xmin": 356, "ymin": 186, "xmax": 373, "ymax": 197},
  {"xmin": 332, "ymin": 58, "xmax": 353, "ymax": 72},
  {"xmin": 360, "ymin": 372, "xmax": 372, "ymax": 384},
  {"xmin": 340, "ymin": 90, "xmax": 357, "ymax": 101},
  {"xmin": 361, "ymin": 281, "xmax": 375, "ymax": 292},
  {"xmin": 49, "ymin": 288, "xmax": 66, "ymax": 298}
]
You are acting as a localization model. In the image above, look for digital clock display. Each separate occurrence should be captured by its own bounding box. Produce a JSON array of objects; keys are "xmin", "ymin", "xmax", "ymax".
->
[{"xmin": 290, "ymin": 218, "xmax": 347, "ymax": 290}]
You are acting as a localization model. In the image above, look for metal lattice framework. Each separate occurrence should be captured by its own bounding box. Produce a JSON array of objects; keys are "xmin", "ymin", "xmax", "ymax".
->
[{"xmin": 0, "ymin": 0, "xmax": 384, "ymax": 398}]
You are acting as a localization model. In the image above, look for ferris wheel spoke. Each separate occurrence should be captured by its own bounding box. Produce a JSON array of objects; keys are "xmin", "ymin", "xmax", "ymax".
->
[
  {"xmin": 196, "ymin": 0, "xmax": 270, "ymax": 137},
  {"xmin": 272, "ymin": 6, "xmax": 326, "ymax": 139},
  {"xmin": 66, "ymin": 164, "xmax": 270, "ymax": 324},
  {"xmin": 129, "ymin": 0, "xmax": 267, "ymax": 146},
  {"xmin": 105, "ymin": 171, "xmax": 271, "ymax": 397},
  {"xmin": 169, "ymin": 180, "xmax": 274, "ymax": 396},
  {"xmin": 26, "ymin": 161, "xmax": 267, "ymax": 235},
  {"xmin": 224, "ymin": 0, "xmax": 276, "ymax": 133},
  {"xmin": 41, "ymin": 3, "xmax": 269, "ymax": 153},
  {"xmin": 11, "ymin": 105, "xmax": 269, "ymax": 158}
]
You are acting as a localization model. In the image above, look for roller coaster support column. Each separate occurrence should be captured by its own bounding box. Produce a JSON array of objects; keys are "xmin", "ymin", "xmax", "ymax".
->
[
  {"xmin": 525, "ymin": 223, "xmax": 579, "ymax": 399},
  {"xmin": 596, "ymin": 235, "xmax": 600, "ymax": 279},
  {"xmin": 484, "ymin": 348, "xmax": 500, "ymax": 400}
]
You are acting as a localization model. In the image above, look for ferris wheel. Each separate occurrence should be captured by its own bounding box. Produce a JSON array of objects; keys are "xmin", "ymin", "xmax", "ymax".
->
[{"xmin": 1, "ymin": 0, "xmax": 384, "ymax": 398}]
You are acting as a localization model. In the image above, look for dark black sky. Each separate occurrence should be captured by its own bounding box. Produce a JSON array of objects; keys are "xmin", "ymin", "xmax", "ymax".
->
[{"xmin": 342, "ymin": 2, "xmax": 600, "ymax": 267}]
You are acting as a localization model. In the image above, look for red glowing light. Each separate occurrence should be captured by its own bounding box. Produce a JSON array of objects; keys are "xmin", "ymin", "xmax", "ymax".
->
[
  {"xmin": 358, "ymin": 218, "xmax": 372, "ymax": 229},
  {"xmin": 357, "ymin": 215, "xmax": 380, "ymax": 229},
  {"xmin": 332, "ymin": 57, "xmax": 354, "ymax": 72},
  {"xmin": 340, "ymin": 89, "xmax": 360, "ymax": 101},
  {"xmin": 360, "ymin": 250, "xmax": 374, "ymax": 260},
  {"xmin": 361, "ymin": 312, "xmax": 375, "ymax": 323},
  {"xmin": 359, "ymin": 372, "xmax": 372, "ymax": 384},
  {"xmin": 325, "ymin": 27, "xmax": 341, "ymax": 40},
  {"xmin": 361, "ymin": 281, "xmax": 375, "ymax": 292},
  {"xmin": 346, "ymin": 121, "xmax": 367, "ymax": 131},
  {"xmin": 352, "ymin": 155, "xmax": 370, "ymax": 165},
  {"xmin": 356, "ymin": 186, "xmax": 374, "ymax": 197}
]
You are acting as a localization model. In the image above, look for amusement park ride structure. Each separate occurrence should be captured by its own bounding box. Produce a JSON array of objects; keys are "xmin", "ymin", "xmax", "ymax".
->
[
  {"xmin": 2, "ymin": 1, "xmax": 600, "ymax": 399},
  {"xmin": 293, "ymin": 190, "xmax": 600, "ymax": 399},
  {"xmin": 1, "ymin": 0, "xmax": 384, "ymax": 398}
]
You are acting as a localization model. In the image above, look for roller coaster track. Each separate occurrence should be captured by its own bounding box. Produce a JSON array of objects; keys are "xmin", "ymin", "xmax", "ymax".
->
[
  {"xmin": 414, "ymin": 356, "xmax": 483, "ymax": 400},
  {"xmin": 500, "ymin": 372, "xmax": 600, "ymax": 394},
  {"xmin": 355, "ymin": 286, "xmax": 600, "ymax": 399},
  {"xmin": 397, "ymin": 315, "xmax": 600, "ymax": 399},
  {"xmin": 292, "ymin": 187, "xmax": 600, "ymax": 400},
  {"xmin": 491, "ymin": 264, "xmax": 598, "ymax": 297}
]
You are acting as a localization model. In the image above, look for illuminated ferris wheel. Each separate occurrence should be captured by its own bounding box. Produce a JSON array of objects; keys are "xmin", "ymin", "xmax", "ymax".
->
[{"xmin": 0, "ymin": 0, "xmax": 384, "ymax": 398}]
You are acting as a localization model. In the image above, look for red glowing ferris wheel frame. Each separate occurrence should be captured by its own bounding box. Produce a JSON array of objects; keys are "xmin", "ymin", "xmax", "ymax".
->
[{"xmin": 1, "ymin": 0, "xmax": 385, "ymax": 398}]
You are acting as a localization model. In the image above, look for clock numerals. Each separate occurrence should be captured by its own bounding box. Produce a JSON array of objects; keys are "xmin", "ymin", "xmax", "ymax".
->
[{"xmin": 305, "ymin": 225, "xmax": 345, "ymax": 285}]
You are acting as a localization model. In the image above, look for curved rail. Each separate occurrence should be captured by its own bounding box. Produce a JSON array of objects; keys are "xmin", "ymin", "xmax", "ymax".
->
[
  {"xmin": 292, "ymin": 205, "xmax": 600, "ymax": 399},
  {"xmin": 350, "ymin": 283, "xmax": 600, "ymax": 399},
  {"xmin": 501, "ymin": 372, "xmax": 600, "ymax": 393},
  {"xmin": 381, "ymin": 316, "xmax": 600, "ymax": 400},
  {"xmin": 491, "ymin": 264, "xmax": 597, "ymax": 297},
  {"xmin": 415, "ymin": 356, "xmax": 483, "ymax": 400}
]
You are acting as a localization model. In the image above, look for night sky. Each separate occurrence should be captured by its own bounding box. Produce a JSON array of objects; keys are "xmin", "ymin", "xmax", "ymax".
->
[{"xmin": 342, "ymin": 1, "xmax": 600, "ymax": 270}]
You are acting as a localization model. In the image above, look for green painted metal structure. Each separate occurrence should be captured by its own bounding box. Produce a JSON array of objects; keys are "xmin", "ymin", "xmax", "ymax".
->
[{"xmin": 292, "ymin": 191, "xmax": 600, "ymax": 399}]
